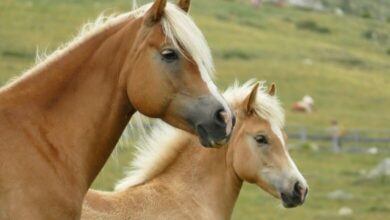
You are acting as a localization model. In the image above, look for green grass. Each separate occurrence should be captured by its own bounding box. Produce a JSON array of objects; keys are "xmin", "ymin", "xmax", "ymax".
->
[{"xmin": 1, "ymin": 0, "xmax": 389, "ymax": 219}]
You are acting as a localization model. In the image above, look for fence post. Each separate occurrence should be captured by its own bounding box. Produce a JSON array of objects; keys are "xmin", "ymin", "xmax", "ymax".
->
[
  {"xmin": 353, "ymin": 131, "xmax": 360, "ymax": 148},
  {"xmin": 300, "ymin": 127, "xmax": 307, "ymax": 143}
]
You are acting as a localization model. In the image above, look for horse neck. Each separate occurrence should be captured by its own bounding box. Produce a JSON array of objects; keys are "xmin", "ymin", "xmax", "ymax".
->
[
  {"xmin": 144, "ymin": 137, "xmax": 243, "ymax": 219},
  {"xmin": 1, "ymin": 17, "xmax": 141, "ymax": 190}
]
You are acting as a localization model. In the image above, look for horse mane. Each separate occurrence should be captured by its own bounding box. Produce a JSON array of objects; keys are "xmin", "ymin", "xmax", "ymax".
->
[
  {"xmin": 34, "ymin": 13, "xmax": 126, "ymax": 64},
  {"xmin": 115, "ymin": 118, "xmax": 189, "ymax": 191},
  {"xmin": 114, "ymin": 80, "xmax": 285, "ymax": 191},
  {"xmin": 6, "ymin": 1, "xmax": 214, "ymax": 88}
]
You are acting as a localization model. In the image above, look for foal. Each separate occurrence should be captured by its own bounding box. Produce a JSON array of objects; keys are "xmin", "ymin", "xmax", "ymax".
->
[
  {"xmin": 0, "ymin": 1, "xmax": 234, "ymax": 219},
  {"xmin": 82, "ymin": 82, "xmax": 309, "ymax": 220}
]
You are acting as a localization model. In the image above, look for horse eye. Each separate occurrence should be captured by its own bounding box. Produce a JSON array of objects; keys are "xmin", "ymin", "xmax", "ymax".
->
[
  {"xmin": 160, "ymin": 49, "xmax": 179, "ymax": 62},
  {"xmin": 254, "ymin": 135, "xmax": 269, "ymax": 145}
]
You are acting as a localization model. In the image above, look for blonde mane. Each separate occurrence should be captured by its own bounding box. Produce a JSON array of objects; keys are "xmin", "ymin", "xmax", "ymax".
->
[
  {"xmin": 115, "ymin": 80, "xmax": 285, "ymax": 191},
  {"xmin": 2, "ymin": 1, "xmax": 214, "ymax": 90},
  {"xmin": 224, "ymin": 80, "xmax": 285, "ymax": 136}
]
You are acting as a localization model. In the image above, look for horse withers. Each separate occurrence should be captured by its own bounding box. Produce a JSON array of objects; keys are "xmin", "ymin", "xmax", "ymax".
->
[
  {"xmin": 0, "ymin": 0, "xmax": 234, "ymax": 219},
  {"xmin": 82, "ymin": 81, "xmax": 309, "ymax": 220}
]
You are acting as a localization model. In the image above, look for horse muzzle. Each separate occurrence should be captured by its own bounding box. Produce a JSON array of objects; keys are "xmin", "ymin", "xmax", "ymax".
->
[
  {"xmin": 280, "ymin": 181, "xmax": 308, "ymax": 208},
  {"xmin": 183, "ymin": 95, "xmax": 235, "ymax": 148},
  {"xmin": 195, "ymin": 109, "xmax": 235, "ymax": 148}
]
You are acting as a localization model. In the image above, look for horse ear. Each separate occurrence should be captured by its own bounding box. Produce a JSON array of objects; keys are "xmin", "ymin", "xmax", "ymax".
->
[
  {"xmin": 144, "ymin": 0, "xmax": 167, "ymax": 26},
  {"xmin": 177, "ymin": 0, "xmax": 191, "ymax": 13},
  {"xmin": 268, "ymin": 83, "xmax": 276, "ymax": 96},
  {"xmin": 243, "ymin": 82, "xmax": 260, "ymax": 115}
]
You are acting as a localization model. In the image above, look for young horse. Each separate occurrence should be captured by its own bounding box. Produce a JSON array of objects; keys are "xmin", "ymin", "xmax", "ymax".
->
[
  {"xmin": 82, "ymin": 81, "xmax": 309, "ymax": 220},
  {"xmin": 0, "ymin": 1, "xmax": 234, "ymax": 219}
]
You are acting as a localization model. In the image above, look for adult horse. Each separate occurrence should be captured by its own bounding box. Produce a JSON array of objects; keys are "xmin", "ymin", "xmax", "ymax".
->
[
  {"xmin": 82, "ymin": 81, "xmax": 309, "ymax": 220},
  {"xmin": 0, "ymin": 0, "xmax": 234, "ymax": 219}
]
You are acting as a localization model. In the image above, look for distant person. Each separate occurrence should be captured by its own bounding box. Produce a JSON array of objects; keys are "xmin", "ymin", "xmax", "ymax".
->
[
  {"xmin": 329, "ymin": 120, "xmax": 345, "ymax": 153},
  {"xmin": 292, "ymin": 95, "xmax": 314, "ymax": 113}
]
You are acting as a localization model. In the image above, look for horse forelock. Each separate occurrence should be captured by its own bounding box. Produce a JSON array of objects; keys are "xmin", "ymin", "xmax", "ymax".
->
[
  {"xmin": 223, "ymin": 80, "xmax": 286, "ymax": 145},
  {"xmin": 129, "ymin": 2, "xmax": 214, "ymax": 77}
]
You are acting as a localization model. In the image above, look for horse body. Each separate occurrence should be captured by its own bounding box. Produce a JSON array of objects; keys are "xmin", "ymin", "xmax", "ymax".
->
[
  {"xmin": 0, "ymin": 15, "xmax": 136, "ymax": 220},
  {"xmin": 0, "ymin": 1, "xmax": 235, "ymax": 218},
  {"xmin": 82, "ymin": 81, "xmax": 309, "ymax": 220},
  {"xmin": 83, "ymin": 139, "xmax": 240, "ymax": 220}
]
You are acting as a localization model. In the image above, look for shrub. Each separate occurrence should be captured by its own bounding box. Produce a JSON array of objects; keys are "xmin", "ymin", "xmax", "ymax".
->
[
  {"xmin": 1, "ymin": 50, "xmax": 33, "ymax": 59},
  {"xmin": 296, "ymin": 20, "xmax": 331, "ymax": 34},
  {"xmin": 217, "ymin": 49, "xmax": 259, "ymax": 60},
  {"xmin": 361, "ymin": 10, "xmax": 372, "ymax": 19}
]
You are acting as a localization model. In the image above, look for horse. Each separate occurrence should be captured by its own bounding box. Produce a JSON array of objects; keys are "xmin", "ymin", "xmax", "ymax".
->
[
  {"xmin": 82, "ymin": 81, "xmax": 309, "ymax": 220},
  {"xmin": 0, "ymin": 0, "xmax": 235, "ymax": 219},
  {"xmin": 291, "ymin": 95, "xmax": 314, "ymax": 113}
]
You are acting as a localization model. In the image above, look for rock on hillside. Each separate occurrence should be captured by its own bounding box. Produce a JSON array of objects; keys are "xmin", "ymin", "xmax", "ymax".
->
[{"xmin": 367, "ymin": 158, "xmax": 390, "ymax": 179}]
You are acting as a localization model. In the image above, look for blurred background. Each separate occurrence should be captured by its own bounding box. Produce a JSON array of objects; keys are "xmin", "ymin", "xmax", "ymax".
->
[{"xmin": 1, "ymin": 0, "xmax": 389, "ymax": 219}]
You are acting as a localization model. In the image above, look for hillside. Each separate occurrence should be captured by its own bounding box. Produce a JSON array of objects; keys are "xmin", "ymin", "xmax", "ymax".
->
[
  {"xmin": 1, "ymin": 1, "xmax": 390, "ymax": 220},
  {"xmin": 194, "ymin": 0, "xmax": 390, "ymax": 129},
  {"xmin": 1, "ymin": 0, "xmax": 389, "ymax": 129}
]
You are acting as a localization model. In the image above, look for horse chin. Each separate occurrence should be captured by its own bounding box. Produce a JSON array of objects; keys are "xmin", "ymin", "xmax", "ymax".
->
[
  {"xmin": 196, "ymin": 125, "xmax": 228, "ymax": 148},
  {"xmin": 282, "ymin": 202, "xmax": 299, "ymax": 208},
  {"xmin": 197, "ymin": 135, "xmax": 226, "ymax": 148}
]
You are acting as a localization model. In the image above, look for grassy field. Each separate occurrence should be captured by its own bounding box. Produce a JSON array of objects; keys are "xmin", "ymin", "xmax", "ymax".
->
[{"xmin": 1, "ymin": 0, "xmax": 389, "ymax": 219}]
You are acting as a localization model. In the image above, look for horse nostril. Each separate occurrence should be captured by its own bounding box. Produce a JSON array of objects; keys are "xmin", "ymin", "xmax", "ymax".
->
[
  {"xmin": 294, "ymin": 181, "xmax": 302, "ymax": 193},
  {"xmin": 214, "ymin": 109, "xmax": 228, "ymax": 126},
  {"xmin": 294, "ymin": 181, "xmax": 307, "ymax": 202}
]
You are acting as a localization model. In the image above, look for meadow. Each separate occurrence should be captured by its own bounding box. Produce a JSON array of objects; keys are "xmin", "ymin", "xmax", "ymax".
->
[{"xmin": 0, "ymin": 0, "xmax": 389, "ymax": 219}]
